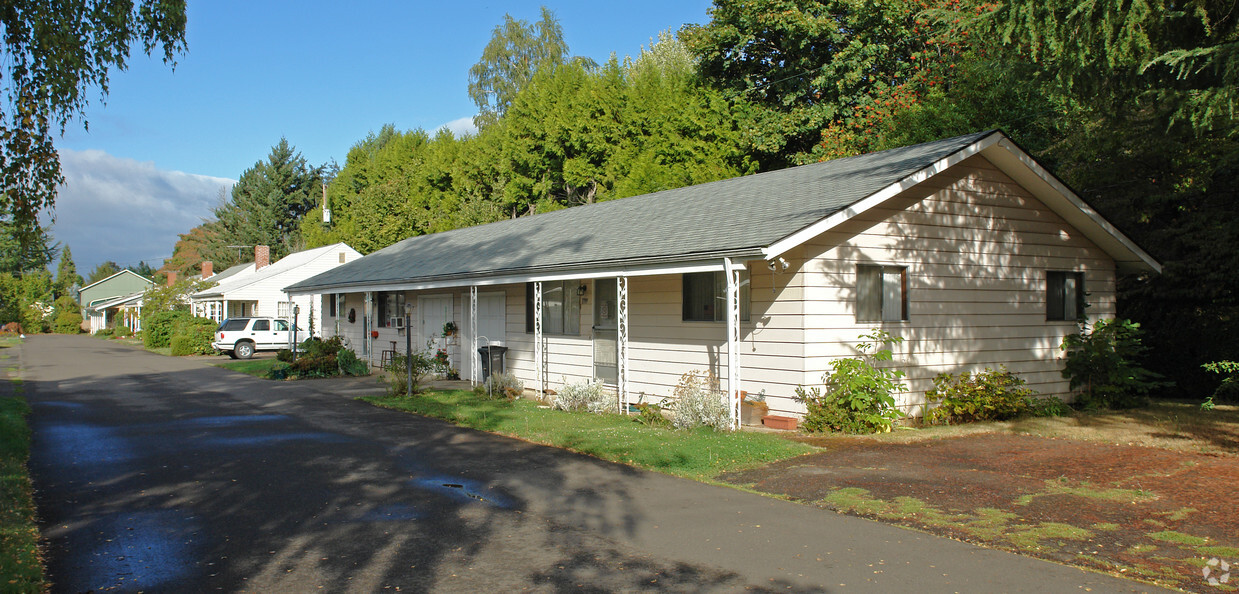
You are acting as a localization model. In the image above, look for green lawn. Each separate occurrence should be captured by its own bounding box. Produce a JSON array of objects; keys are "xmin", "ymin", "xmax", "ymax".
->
[
  {"xmin": 364, "ymin": 390, "xmax": 815, "ymax": 481},
  {"xmin": 0, "ymin": 340, "xmax": 44, "ymax": 591},
  {"xmin": 212, "ymin": 358, "xmax": 280, "ymax": 377}
]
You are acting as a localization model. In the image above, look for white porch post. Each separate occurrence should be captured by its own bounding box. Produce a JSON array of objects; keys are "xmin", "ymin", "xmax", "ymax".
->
[
  {"xmin": 617, "ymin": 275, "xmax": 629, "ymax": 413},
  {"xmin": 364, "ymin": 291, "xmax": 373, "ymax": 362},
  {"xmin": 534, "ymin": 281, "xmax": 544, "ymax": 398},
  {"xmin": 724, "ymin": 258, "xmax": 742, "ymax": 430},
  {"xmin": 334, "ymin": 294, "xmax": 342, "ymax": 339},
  {"xmin": 223, "ymin": 299, "xmax": 229, "ymax": 320},
  {"xmin": 470, "ymin": 286, "xmax": 478, "ymax": 386}
]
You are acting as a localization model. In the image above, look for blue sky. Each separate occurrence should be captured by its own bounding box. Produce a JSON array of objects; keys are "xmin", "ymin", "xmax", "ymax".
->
[{"xmin": 52, "ymin": 0, "xmax": 714, "ymax": 273}]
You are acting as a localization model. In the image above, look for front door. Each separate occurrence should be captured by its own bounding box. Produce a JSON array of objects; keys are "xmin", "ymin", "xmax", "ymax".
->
[
  {"xmin": 420, "ymin": 295, "xmax": 453, "ymax": 354},
  {"xmin": 593, "ymin": 279, "xmax": 618, "ymax": 384}
]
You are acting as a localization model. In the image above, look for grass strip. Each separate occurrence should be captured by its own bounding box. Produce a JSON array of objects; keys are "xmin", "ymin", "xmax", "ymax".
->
[
  {"xmin": 364, "ymin": 390, "xmax": 814, "ymax": 481},
  {"xmin": 0, "ymin": 379, "xmax": 45, "ymax": 591},
  {"xmin": 213, "ymin": 358, "xmax": 281, "ymax": 378}
]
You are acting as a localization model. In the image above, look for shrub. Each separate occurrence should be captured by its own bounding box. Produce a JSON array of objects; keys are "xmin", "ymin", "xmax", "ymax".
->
[
  {"xmin": 276, "ymin": 349, "xmax": 294, "ymax": 363},
  {"xmin": 112, "ymin": 325, "xmax": 131, "ymax": 338},
  {"xmin": 93, "ymin": 328, "xmax": 114, "ymax": 338},
  {"xmin": 290, "ymin": 354, "xmax": 338, "ymax": 377},
  {"xmin": 385, "ymin": 350, "xmax": 436, "ymax": 396},
  {"xmin": 633, "ymin": 402, "xmax": 671, "ymax": 427},
  {"xmin": 669, "ymin": 370, "xmax": 730, "ymax": 430},
  {"xmin": 267, "ymin": 362, "xmax": 291, "ymax": 380},
  {"xmin": 1, "ymin": 322, "xmax": 23, "ymax": 335},
  {"xmin": 483, "ymin": 372, "xmax": 524, "ymax": 400},
  {"xmin": 1202, "ymin": 361, "xmax": 1239, "ymax": 403},
  {"xmin": 143, "ymin": 310, "xmax": 193, "ymax": 349},
  {"xmin": 336, "ymin": 348, "xmax": 369, "ymax": 377},
  {"xmin": 52, "ymin": 296, "xmax": 82, "ymax": 334},
  {"xmin": 925, "ymin": 367, "xmax": 1038, "ymax": 424},
  {"xmin": 169, "ymin": 316, "xmax": 218, "ymax": 355},
  {"xmin": 797, "ymin": 330, "xmax": 905, "ymax": 434},
  {"xmin": 1061, "ymin": 318, "xmax": 1167, "ymax": 409},
  {"xmin": 552, "ymin": 379, "xmax": 612, "ymax": 413}
]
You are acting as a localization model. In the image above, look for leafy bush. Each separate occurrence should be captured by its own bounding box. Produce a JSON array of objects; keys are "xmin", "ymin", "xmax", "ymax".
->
[
  {"xmin": 1061, "ymin": 319, "xmax": 1167, "ymax": 409},
  {"xmin": 143, "ymin": 310, "xmax": 193, "ymax": 349},
  {"xmin": 267, "ymin": 362, "xmax": 291, "ymax": 380},
  {"xmin": 797, "ymin": 330, "xmax": 905, "ymax": 434},
  {"xmin": 483, "ymin": 372, "xmax": 524, "ymax": 400},
  {"xmin": 552, "ymin": 379, "xmax": 612, "ymax": 413},
  {"xmin": 112, "ymin": 325, "xmax": 131, "ymax": 338},
  {"xmin": 633, "ymin": 402, "xmax": 670, "ymax": 427},
  {"xmin": 1, "ymin": 322, "xmax": 23, "ymax": 335},
  {"xmin": 1202, "ymin": 360, "xmax": 1239, "ymax": 403},
  {"xmin": 276, "ymin": 349, "xmax": 294, "ymax": 363},
  {"xmin": 669, "ymin": 370, "xmax": 730, "ymax": 430},
  {"xmin": 336, "ymin": 347, "xmax": 369, "ymax": 377},
  {"xmin": 51, "ymin": 296, "xmax": 82, "ymax": 334},
  {"xmin": 290, "ymin": 354, "xmax": 338, "ymax": 377},
  {"xmin": 169, "ymin": 316, "xmax": 217, "ymax": 355},
  {"xmin": 1029, "ymin": 396, "xmax": 1072, "ymax": 418},
  {"xmin": 925, "ymin": 367, "xmax": 1038, "ymax": 424},
  {"xmin": 93, "ymin": 328, "xmax": 114, "ymax": 338},
  {"xmin": 385, "ymin": 350, "xmax": 436, "ymax": 396}
]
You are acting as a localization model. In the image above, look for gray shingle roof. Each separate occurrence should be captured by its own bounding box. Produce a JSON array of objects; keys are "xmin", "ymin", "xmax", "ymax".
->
[{"xmin": 286, "ymin": 130, "xmax": 995, "ymax": 293}]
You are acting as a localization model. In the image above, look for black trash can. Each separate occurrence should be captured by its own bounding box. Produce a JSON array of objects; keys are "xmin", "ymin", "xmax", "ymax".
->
[{"xmin": 478, "ymin": 345, "xmax": 507, "ymax": 381}]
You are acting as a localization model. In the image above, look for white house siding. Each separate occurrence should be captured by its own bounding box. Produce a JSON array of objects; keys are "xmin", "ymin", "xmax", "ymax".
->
[{"xmin": 799, "ymin": 155, "xmax": 1117, "ymax": 416}]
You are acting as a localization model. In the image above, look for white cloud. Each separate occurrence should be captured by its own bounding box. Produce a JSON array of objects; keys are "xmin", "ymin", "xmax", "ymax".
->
[
  {"xmin": 437, "ymin": 116, "xmax": 477, "ymax": 137},
  {"xmin": 48, "ymin": 149, "xmax": 235, "ymax": 273}
]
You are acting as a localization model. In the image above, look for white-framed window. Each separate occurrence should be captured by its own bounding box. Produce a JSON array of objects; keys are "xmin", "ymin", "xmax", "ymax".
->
[
  {"xmin": 525, "ymin": 281, "xmax": 581, "ymax": 335},
  {"xmin": 277, "ymin": 301, "xmax": 293, "ymax": 319},
  {"xmin": 377, "ymin": 291, "xmax": 406, "ymax": 327},
  {"xmin": 682, "ymin": 270, "xmax": 750, "ymax": 322},
  {"xmin": 856, "ymin": 265, "xmax": 907, "ymax": 322},
  {"xmin": 1047, "ymin": 271, "xmax": 1085, "ymax": 321}
]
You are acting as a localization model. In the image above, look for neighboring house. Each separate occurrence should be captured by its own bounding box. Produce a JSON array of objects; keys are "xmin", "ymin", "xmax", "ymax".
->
[
  {"xmin": 284, "ymin": 131, "xmax": 1160, "ymax": 424},
  {"xmin": 190, "ymin": 243, "xmax": 362, "ymax": 336},
  {"xmin": 79, "ymin": 270, "xmax": 155, "ymax": 334}
]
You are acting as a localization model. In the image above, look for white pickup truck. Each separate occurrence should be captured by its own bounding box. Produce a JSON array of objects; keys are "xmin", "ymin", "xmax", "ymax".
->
[{"xmin": 213, "ymin": 317, "xmax": 303, "ymax": 359}]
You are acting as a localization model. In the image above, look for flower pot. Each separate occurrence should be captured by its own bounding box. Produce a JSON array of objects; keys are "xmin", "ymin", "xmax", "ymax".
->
[
  {"xmin": 762, "ymin": 415, "xmax": 798, "ymax": 430},
  {"xmin": 740, "ymin": 401, "xmax": 769, "ymax": 426}
]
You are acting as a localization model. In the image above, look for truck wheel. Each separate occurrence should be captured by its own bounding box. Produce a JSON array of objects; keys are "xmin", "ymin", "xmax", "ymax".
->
[{"xmin": 236, "ymin": 341, "xmax": 255, "ymax": 359}]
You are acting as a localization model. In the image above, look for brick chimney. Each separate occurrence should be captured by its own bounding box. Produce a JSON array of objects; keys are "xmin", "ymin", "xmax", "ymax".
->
[
  {"xmin": 167, "ymin": 271, "xmax": 177, "ymax": 287},
  {"xmin": 255, "ymin": 245, "xmax": 270, "ymax": 270},
  {"xmin": 201, "ymin": 261, "xmax": 213, "ymax": 280}
]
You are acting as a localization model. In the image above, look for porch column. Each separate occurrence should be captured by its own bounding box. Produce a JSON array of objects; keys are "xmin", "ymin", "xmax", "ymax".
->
[
  {"xmin": 724, "ymin": 258, "xmax": 742, "ymax": 430},
  {"xmin": 334, "ymin": 294, "xmax": 342, "ymax": 339},
  {"xmin": 223, "ymin": 299, "xmax": 229, "ymax": 320},
  {"xmin": 617, "ymin": 275, "xmax": 629, "ymax": 413},
  {"xmin": 364, "ymin": 291, "xmax": 373, "ymax": 361},
  {"xmin": 470, "ymin": 286, "xmax": 478, "ymax": 385},
  {"xmin": 534, "ymin": 281, "xmax": 544, "ymax": 398}
]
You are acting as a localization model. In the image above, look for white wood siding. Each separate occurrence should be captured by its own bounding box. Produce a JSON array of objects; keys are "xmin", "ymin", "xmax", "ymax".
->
[{"xmin": 798, "ymin": 155, "xmax": 1116, "ymax": 415}]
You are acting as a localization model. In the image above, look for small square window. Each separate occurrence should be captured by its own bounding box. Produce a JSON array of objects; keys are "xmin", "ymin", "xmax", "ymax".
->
[
  {"xmin": 1047, "ymin": 271, "xmax": 1085, "ymax": 321},
  {"xmin": 856, "ymin": 265, "xmax": 907, "ymax": 322},
  {"xmin": 525, "ymin": 281, "xmax": 581, "ymax": 335}
]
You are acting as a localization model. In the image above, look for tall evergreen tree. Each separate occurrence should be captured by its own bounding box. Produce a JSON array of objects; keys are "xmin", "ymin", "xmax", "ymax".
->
[
  {"xmin": 207, "ymin": 138, "xmax": 325, "ymax": 266},
  {"xmin": 86, "ymin": 261, "xmax": 122, "ymax": 285},
  {"xmin": 54, "ymin": 245, "xmax": 82, "ymax": 298},
  {"xmin": 0, "ymin": 217, "xmax": 57, "ymax": 275}
]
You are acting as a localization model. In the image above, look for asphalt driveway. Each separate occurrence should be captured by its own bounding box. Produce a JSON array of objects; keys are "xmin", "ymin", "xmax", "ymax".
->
[{"xmin": 19, "ymin": 335, "xmax": 1164, "ymax": 592}]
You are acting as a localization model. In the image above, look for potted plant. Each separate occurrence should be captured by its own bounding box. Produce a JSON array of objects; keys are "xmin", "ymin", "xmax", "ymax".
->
[
  {"xmin": 442, "ymin": 321, "xmax": 458, "ymax": 337},
  {"xmin": 740, "ymin": 390, "xmax": 770, "ymax": 426}
]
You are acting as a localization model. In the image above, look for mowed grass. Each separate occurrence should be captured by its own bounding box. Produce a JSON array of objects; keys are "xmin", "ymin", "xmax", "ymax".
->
[
  {"xmin": 364, "ymin": 390, "xmax": 814, "ymax": 481},
  {"xmin": 213, "ymin": 358, "xmax": 280, "ymax": 378},
  {"xmin": 0, "ymin": 340, "xmax": 44, "ymax": 590}
]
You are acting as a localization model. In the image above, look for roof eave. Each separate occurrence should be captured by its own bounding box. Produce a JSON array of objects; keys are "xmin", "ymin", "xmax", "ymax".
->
[{"xmin": 284, "ymin": 248, "xmax": 765, "ymax": 295}]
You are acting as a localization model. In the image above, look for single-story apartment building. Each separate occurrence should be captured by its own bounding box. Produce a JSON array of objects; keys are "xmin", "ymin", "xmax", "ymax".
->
[
  {"xmin": 284, "ymin": 131, "xmax": 1160, "ymax": 426},
  {"xmin": 191, "ymin": 243, "xmax": 361, "ymax": 335}
]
